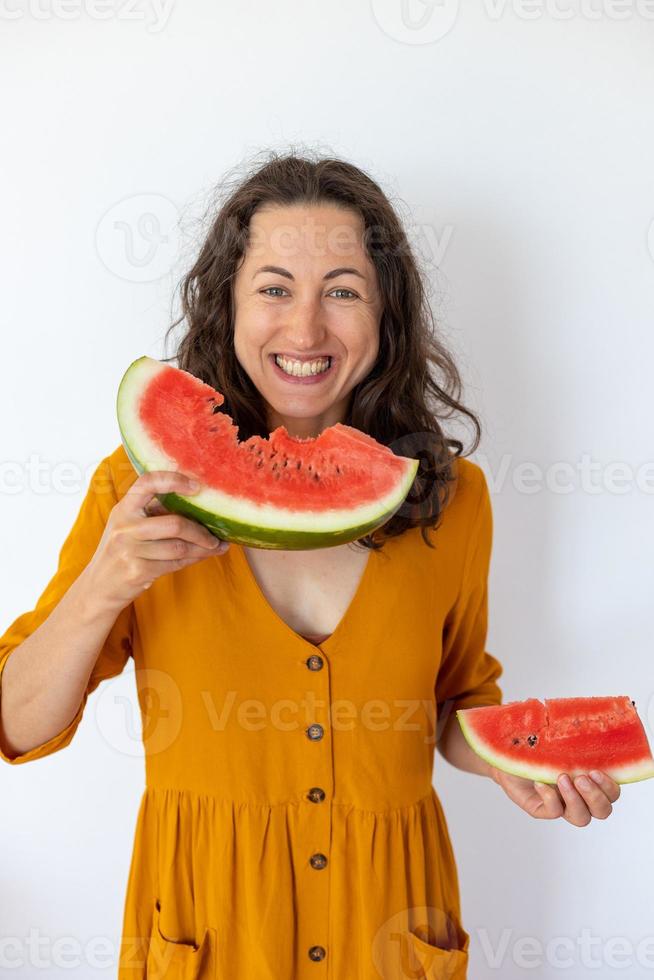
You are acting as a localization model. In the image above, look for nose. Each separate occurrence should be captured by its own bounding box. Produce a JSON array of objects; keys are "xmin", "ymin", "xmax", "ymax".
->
[{"xmin": 282, "ymin": 296, "xmax": 328, "ymax": 351}]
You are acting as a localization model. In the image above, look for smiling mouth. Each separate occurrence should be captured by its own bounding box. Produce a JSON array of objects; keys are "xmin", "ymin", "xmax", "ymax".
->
[
  {"xmin": 271, "ymin": 353, "xmax": 334, "ymax": 380},
  {"xmin": 273, "ymin": 353, "xmax": 334, "ymax": 362}
]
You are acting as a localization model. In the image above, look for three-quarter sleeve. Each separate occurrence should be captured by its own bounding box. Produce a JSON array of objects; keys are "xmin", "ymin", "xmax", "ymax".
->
[
  {"xmin": 435, "ymin": 467, "xmax": 504, "ymax": 732},
  {"xmin": 0, "ymin": 452, "xmax": 134, "ymax": 764}
]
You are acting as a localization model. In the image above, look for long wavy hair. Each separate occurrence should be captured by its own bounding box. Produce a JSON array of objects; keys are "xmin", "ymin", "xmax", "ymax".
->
[{"xmin": 161, "ymin": 148, "xmax": 482, "ymax": 551}]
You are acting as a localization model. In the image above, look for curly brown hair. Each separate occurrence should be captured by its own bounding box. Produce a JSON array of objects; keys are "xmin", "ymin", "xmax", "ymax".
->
[{"xmin": 161, "ymin": 148, "xmax": 481, "ymax": 552}]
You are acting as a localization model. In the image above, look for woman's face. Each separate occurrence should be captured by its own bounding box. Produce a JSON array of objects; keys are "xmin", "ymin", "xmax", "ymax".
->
[{"xmin": 232, "ymin": 203, "xmax": 383, "ymax": 438}]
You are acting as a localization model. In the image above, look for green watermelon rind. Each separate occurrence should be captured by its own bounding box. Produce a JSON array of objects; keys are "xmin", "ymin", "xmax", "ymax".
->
[
  {"xmin": 117, "ymin": 356, "xmax": 420, "ymax": 550},
  {"xmin": 457, "ymin": 708, "xmax": 654, "ymax": 786}
]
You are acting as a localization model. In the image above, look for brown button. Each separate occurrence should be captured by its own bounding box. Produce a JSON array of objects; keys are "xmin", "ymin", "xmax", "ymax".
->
[
  {"xmin": 310, "ymin": 852, "xmax": 328, "ymax": 870},
  {"xmin": 306, "ymin": 655, "xmax": 324, "ymax": 671},
  {"xmin": 306, "ymin": 724, "xmax": 324, "ymax": 741},
  {"xmin": 307, "ymin": 787, "xmax": 326, "ymax": 803},
  {"xmin": 308, "ymin": 945, "xmax": 326, "ymax": 961}
]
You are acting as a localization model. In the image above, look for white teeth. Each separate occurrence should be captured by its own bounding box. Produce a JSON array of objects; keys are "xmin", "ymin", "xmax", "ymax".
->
[{"xmin": 274, "ymin": 355, "xmax": 331, "ymax": 377}]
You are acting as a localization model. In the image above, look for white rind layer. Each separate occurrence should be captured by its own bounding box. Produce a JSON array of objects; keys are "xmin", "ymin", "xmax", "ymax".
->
[
  {"xmin": 117, "ymin": 356, "xmax": 419, "ymax": 534},
  {"xmin": 457, "ymin": 711, "xmax": 654, "ymax": 785}
]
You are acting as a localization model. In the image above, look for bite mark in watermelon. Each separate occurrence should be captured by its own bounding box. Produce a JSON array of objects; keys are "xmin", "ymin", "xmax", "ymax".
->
[
  {"xmin": 457, "ymin": 696, "xmax": 654, "ymax": 784},
  {"xmin": 116, "ymin": 356, "xmax": 420, "ymax": 549}
]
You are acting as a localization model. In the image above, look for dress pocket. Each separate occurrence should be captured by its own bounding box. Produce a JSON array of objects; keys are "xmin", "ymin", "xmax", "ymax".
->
[
  {"xmin": 146, "ymin": 900, "xmax": 217, "ymax": 979},
  {"xmin": 402, "ymin": 926, "xmax": 470, "ymax": 980}
]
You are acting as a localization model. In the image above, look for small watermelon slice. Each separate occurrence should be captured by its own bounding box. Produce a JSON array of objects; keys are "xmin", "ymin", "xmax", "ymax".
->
[
  {"xmin": 457, "ymin": 696, "xmax": 654, "ymax": 785},
  {"xmin": 116, "ymin": 356, "xmax": 420, "ymax": 549}
]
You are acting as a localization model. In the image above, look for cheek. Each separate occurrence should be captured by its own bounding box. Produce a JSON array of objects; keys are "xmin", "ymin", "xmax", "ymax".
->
[
  {"xmin": 232, "ymin": 324, "xmax": 246, "ymax": 364},
  {"xmin": 234, "ymin": 308, "xmax": 276, "ymax": 355},
  {"xmin": 338, "ymin": 318, "xmax": 379, "ymax": 362}
]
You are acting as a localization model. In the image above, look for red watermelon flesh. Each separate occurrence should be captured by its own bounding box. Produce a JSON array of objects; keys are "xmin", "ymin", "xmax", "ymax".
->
[
  {"xmin": 457, "ymin": 696, "xmax": 654, "ymax": 784},
  {"xmin": 116, "ymin": 356, "xmax": 420, "ymax": 549}
]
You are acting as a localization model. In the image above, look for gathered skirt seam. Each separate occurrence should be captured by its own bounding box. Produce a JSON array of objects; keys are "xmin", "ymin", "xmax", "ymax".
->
[{"xmin": 143, "ymin": 784, "xmax": 436, "ymax": 815}]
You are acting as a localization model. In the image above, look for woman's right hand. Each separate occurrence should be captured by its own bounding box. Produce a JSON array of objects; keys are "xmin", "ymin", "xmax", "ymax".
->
[{"xmin": 85, "ymin": 470, "xmax": 230, "ymax": 611}]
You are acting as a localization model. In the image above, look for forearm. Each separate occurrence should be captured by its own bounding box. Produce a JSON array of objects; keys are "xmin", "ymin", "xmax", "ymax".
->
[
  {"xmin": 436, "ymin": 710, "xmax": 497, "ymax": 780},
  {"xmin": 0, "ymin": 566, "xmax": 125, "ymax": 756}
]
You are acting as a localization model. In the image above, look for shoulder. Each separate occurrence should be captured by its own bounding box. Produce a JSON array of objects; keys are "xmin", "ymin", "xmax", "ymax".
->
[
  {"xmin": 445, "ymin": 454, "xmax": 490, "ymax": 523},
  {"xmin": 400, "ymin": 455, "xmax": 492, "ymax": 599},
  {"xmin": 417, "ymin": 454, "xmax": 492, "ymax": 558},
  {"xmin": 92, "ymin": 443, "xmax": 139, "ymax": 503}
]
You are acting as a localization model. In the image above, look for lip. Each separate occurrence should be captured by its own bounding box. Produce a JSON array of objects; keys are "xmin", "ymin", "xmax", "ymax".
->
[
  {"xmin": 269, "ymin": 353, "xmax": 335, "ymax": 385},
  {"xmin": 273, "ymin": 353, "xmax": 334, "ymax": 362}
]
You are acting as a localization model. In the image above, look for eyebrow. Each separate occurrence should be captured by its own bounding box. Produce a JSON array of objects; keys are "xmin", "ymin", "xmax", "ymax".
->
[{"xmin": 252, "ymin": 265, "xmax": 366, "ymax": 281}]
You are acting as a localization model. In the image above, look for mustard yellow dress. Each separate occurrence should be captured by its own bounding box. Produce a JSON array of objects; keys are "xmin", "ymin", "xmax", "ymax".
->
[{"xmin": 0, "ymin": 444, "xmax": 503, "ymax": 980}]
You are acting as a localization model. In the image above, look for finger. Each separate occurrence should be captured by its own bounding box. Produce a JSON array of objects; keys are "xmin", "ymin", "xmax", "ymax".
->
[
  {"xmin": 131, "ymin": 513, "xmax": 222, "ymax": 551},
  {"xmin": 533, "ymin": 782, "xmax": 565, "ymax": 819},
  {"xmin": 138, "ymin": 538, "xmax": 227, "ymax": 561},
  {"xmin": 589, "ymin": 770, "xmax": 621, "ymax": 804},
  {"xmin": 143, "ymin": 498, "xmax": 169, "ymax": 517},
  {"xmin": 557, "ymin": 774, "xmax": 592, "ymax": 827},
  {"xmin": 123, "ymin": 471, "xmax": 202, "ymax": 518},
  {"xmin": 140, "ymin": 554, "xmax": 219, "ymax": 584},
  {"xmin": 572, "ymin": 774, "xmax": 614, "ymax": 820}
]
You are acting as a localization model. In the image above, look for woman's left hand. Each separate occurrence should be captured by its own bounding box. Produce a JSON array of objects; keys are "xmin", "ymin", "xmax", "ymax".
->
[{"xmin": 489, "ymin": 767, "xmax": 621, "ymax": 826}]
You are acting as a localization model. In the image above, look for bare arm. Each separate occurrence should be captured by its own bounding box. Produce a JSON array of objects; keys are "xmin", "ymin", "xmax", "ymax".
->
[
  {"xmin": 436, "ymin": 710, "xmax": 498, "ymax": 781},
  {"xmin": 0, "ymin": 569, "xmax": 125, "ymax": 756},
  {"xmin": 0, "ymin": 469, "xmax": 229, "ymax": 759}
]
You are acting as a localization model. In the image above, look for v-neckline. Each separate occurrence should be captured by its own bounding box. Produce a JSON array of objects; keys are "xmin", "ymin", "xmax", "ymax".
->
[{"xmin": 235, "ymin": 542, "xmax": 376, "ymax": 650}]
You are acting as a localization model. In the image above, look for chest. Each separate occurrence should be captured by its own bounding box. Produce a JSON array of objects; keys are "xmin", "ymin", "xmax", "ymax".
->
[{"xmin": 242, "ymin": 544, "xmax": 371, "ymax": 638}]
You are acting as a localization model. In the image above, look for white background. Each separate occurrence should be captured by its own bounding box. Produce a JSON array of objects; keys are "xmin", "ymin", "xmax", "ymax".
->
[{"xmin": 1, "ymin": 2, "xmax": 654, "ymax": 977}]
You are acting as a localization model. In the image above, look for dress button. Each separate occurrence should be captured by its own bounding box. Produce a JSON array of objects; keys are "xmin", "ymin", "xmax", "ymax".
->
[
  {"xmin": 307, "ymin": 786, "xmax": 326, "ymax": 803},
  {"xmin": 308, "ymin": 945, "xmax": 326, "ymax": 961},
  {"xmin": 306, "ymin": 724, "xmax": 324, "ymax": 741},
  {"xmin": 310, "ymin": 852, "xmax": 328, "ymax": 870},
  {"xmin": 306, "ymin": 654, "xmax": 324, "ymax": 671}
]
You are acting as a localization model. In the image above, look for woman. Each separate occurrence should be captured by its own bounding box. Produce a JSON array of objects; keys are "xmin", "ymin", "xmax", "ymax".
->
[{"xmin": 0, "ymin": 152, "xmax": 619, "ymax": 979}]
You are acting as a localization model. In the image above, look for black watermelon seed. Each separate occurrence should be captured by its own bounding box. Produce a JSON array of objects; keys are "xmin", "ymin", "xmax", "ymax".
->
[
  {"xmin": 512, "ymin": 738, "xmax": 520, "ymax": 745},
  {"xmin": 527, "ymin": 734, "xmax": 538, "ymax": 747}
]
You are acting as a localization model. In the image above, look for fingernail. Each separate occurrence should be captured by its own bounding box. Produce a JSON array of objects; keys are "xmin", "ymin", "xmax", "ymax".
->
[
  {"xmin": 590, "ymin": 771, "xmax": 603, "ymax": 783},
  {"xmin": 188, "ymin": 480, "xmax": 200, "ymax": 490},
  {"xmin": 576, "ymin": 776, "xmax": 591, "ymax": 791},
  {"xmin": 559, "ymin": 775, "xmax": 572, "ymax": 791}
]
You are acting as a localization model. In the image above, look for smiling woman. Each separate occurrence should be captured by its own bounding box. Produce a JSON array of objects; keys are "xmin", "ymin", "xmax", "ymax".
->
[
  {"xmin": 160, "ymin": 150, "xmax": 482, "ymax": 550},
  {"xmin": 232, "ymin": 206, "xmax": 383, "ymax": 439},
  {"xmin": 0, "ymin": 150, "xmax": 509, "ymax": 980}
]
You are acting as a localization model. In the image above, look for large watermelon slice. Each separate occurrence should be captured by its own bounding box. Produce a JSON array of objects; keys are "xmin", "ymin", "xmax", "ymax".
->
[
  {"xmin": 116, "ymin": 356, "xmax": 420, "ymax": 549},
  {"xmin": 457, "ymin": 696, "xmax": 654, "ymax": 785}
]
